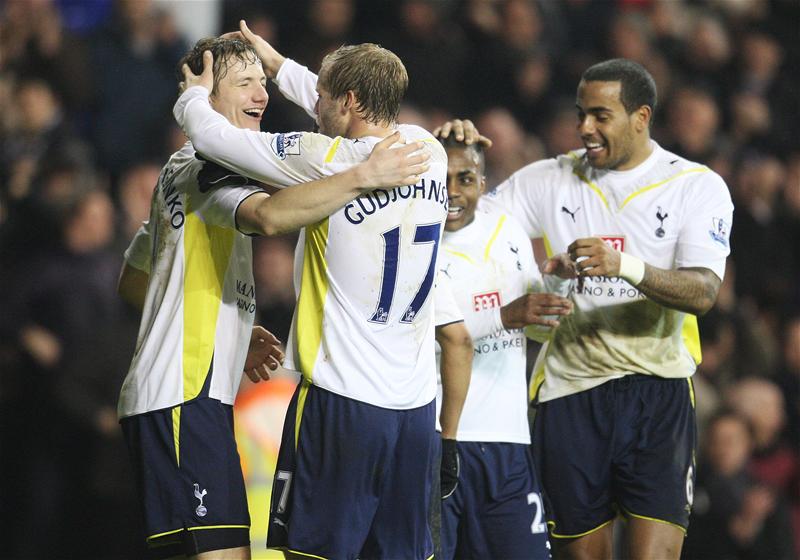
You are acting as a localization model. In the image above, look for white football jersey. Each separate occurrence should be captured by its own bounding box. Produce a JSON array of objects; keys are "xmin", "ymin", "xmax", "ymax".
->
[
  {"xmin": 435, "ymin": 211, "xmax": 541, "ymax": 443},
  {"xmin": 482, "ymin": 142, "xmax": 734, "ymax": 402},
  {"xmin": 118, "ymin": 143, "xmax": 264, "ymax": 418},
  {"xmin": 174, "ymin": 68, "xmax": 448, "ymax": 409}
]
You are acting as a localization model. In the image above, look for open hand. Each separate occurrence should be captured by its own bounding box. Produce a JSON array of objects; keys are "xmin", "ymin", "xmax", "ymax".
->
[
  {"xmin": 221, "ymin": 20, "xmax": 286, "ymax": 78},
  {"xmin": 358, "ymin": 132, "xmax": 430, "ymax": 190},
  {"xmin": 243, "ymin": 326, "xmax": 284, "ymax": 382},
  {"xmin": 500, "ymin": 293, "xmax": 573, "ymax": 329},
  {"xmin": 433, "ymin": 119, "xmax": 493, "ymax": 149},
  {"xmin": 180, "ymin": 49, "xmax": 214, "ymax": 94}
]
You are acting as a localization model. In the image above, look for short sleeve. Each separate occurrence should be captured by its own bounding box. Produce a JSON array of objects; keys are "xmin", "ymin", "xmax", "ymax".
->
[
  {"xmin": 191, "ymin": 159, "xmax": 266, "ymax": 230},
  {"xmin": 674, "ymin": 172, "xmax": 734, "ymax": 280},
  {"xmin": 480, "ymin": 160, "xmax": 553, "ymax": 238},
  {"xmin": 124, "ymin": 222, "xmax": 153, "ymax": 273},
  {"xmin": 434, "ymin": 273, "xmax": 464, "ymax": 327}
]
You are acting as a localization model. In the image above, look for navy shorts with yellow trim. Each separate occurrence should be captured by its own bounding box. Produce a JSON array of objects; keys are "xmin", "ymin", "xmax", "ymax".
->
[
  {"xmin": 532, "ymin": 375, "xmax": 696, "ymax": 539},
  {"xmin": 121, "ymin": 397, "xmax": 250, "ymax": 559},
  {"xmin": 440, "ymin": 441, "xmax": 552, "ymax": 560},
  {"xmin": 268, "ymin": 380, "xmax": 437, "ymax": 560}
]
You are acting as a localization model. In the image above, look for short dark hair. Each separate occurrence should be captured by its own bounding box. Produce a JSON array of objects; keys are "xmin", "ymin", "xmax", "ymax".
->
[
  {"xmin": 318, "ymin": 43, "xmax": 408, "ymax": 125},
  {"xmin": 581, "ymin": 58, "xmax": 657, "ymax": 119},
  {"xmin": 177, "ymin": 37, "xmax": 260, "ymax": 96},
  {"xmin": 438, "ymin": 135, "xmax": 486, "ymax": 175}
]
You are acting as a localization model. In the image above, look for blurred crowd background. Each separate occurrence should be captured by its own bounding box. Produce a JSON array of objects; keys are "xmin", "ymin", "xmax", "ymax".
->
[{"xmin": 0, "ymin": 0, "xmax": 797, "ymax": 558}]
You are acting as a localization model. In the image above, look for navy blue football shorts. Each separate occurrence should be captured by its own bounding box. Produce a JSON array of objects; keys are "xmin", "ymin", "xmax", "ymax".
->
[
  {"xmin": 532, "ymin": 374, "xmax": 697, "ymax": 539},
  {"xmin": 267, "ymin": 380, "xmax": 437, "ymax": 560},
  {"xmin": 440, "ymin": 441, "xmax": 552, "ymax": 560},
  {"xmin": 120, "ymin": 397, "xmax": 250, "ymax": 559}
]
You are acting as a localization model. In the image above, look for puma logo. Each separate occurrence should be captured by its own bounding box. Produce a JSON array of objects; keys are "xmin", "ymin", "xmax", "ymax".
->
[{"xmin": 561, "ymin": 206, "xmax": 580, "ymax": 222}]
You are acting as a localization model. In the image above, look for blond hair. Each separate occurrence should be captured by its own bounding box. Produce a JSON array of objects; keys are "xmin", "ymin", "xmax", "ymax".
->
[{"xmin": 318, "ymin": 44, "xmax": 408, "ymax": 125}]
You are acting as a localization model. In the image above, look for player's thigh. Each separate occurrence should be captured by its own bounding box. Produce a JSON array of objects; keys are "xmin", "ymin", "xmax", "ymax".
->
[
  {"xmin": 614, "ymin": 377, "xmax": 696, "ymax": 534},
  {"xmin": 532, "ymin": 388, "xmax": 616, "ymax": 539},
  {"xmin": 121, "ymin": 398, "xmax": 250, "ymax": 559},
  {"xmin": 269, "ymin": 381, "xmax": 410, "ymax": 559},
  {"xmin": 625, "ymin": 516, "xmax": 685, "ymax": 560},
  {"xmin": 363, "ymin": 400, "xmax": 437, "ymax": 560},
  {"xmin": 479, "ymin": 443, "xmax": 551, "ymax": 560},
  {"xmin": 550, "ymin": 522, "xmax": 613, "ymax": 560}
]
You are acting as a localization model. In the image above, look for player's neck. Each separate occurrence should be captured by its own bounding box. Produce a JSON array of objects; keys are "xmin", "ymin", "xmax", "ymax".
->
[
  {"xmin": 348, "ymin": 119, "xmax": 396, "ymax": 140},
  {"xmin": 614, "ymin": 137, "xmax": 654, "ymax": 171}
]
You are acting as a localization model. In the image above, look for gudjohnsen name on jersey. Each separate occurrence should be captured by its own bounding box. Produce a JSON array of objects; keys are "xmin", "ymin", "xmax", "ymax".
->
[{"xmin": 344, "ymin": 178, "xmax": 447, "ymax": 225}]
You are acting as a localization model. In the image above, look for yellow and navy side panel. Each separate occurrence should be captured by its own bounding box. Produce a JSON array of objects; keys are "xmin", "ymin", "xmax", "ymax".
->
[
  {"xmin": 182, "ymin": 207, "xmax": 234, "ymax": 402},
  {"xmin": 296, "ymin": 218, "xmax": 331, "ymax": 382}
]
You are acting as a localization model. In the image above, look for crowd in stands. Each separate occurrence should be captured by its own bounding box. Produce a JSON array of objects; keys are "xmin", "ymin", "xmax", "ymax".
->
[{"xmin": 0, "ymin": 0, "xmax": 796, "ymax": 557}]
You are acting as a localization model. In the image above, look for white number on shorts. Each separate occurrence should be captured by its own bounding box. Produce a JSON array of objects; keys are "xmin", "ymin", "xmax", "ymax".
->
[
  {"xmin": 276, "ymin": 470, "xmax": 293, "ymax": 514},
  {"xmin": 528, "ymin": 492, "xmax": 547, "ymax": 534}
]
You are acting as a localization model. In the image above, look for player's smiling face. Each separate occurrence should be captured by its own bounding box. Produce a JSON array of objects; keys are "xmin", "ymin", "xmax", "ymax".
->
[
  {"xmin": 576, "ymin": 80, "xmax": 641, "ymax": 171},
  {"xmin": 445, "ymin": 146, "xmax": 485, "ymax": 232},
  {"xmin": 209, "ymin": 57, "xmax": 268, "ymax": 132}
]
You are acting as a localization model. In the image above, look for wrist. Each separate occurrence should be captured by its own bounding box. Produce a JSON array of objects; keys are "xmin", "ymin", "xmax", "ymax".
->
[
  {"xmin": 618, "ymin": 252, "xmax": 645, "ymax": 286},
  {"xmin": 263, "ymin": 54, "xmax": 286, "ymax": 79}
]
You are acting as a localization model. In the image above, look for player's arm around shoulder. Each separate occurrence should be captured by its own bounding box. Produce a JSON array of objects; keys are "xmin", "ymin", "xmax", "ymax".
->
[{"xmin": 236, "ymin": 132, "xmax": 430, "ymax": 236}]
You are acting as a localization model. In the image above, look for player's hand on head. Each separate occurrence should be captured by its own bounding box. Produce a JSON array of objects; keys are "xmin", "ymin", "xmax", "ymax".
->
[
  {"xmin": 433, "ymin": 119, "xmax": 493, "ymax": 149},
  {"xmin": 568, "ymin": 237, "xmax": 621, "ymax": 278},
  {"xmin": 359, "ymin": 132, "xmax": 430, "ymax": 190},
  {"xmin": 243, "ymin": 325, "xmax": 284, "ymax": 383},
  {"xmin": 237, "ymin": 19, "xmax": 285, "ymax": 78},
  {"xmin": 542, "ymin": 252, "xmax": 579, "ymax": 279},
  {"xmin": 181, "ymin": 50, "xmax": 214, "ymax": 94},
  {"xmin": 500, "ymin": 292, "xmax": 573, "ymax": 329}
]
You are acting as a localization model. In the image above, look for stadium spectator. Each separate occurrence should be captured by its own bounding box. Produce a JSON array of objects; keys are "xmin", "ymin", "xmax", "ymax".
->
[{"xmin": 683, "ymin": 410, "xmax": 795, "ymax": 560}]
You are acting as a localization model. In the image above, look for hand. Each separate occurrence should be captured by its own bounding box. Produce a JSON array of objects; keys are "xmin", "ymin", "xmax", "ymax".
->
[
  {"xmin": 243, "ymin": 326, "xmax": 284, "ymax": 382},
  {"xmin": 180, "ymin": 49, "xmax": 214, "ymax": 94},
  {"xmin": 567, "ymin": 237, "xmax": 621, "ymax": 278},
  {"xmin": 500, "ymin": 293, "xmax": 573, "ymax": 329},
  {"xmin": 541, "ymin": 252, "xmax": 578, "ymax": 279},
  {"xmin": 433, "ymin": 119, "xmax": 493, "ymax": 149},
  {"xmin": 356, "ymin": 132, "xmax": 430, "ymax": 190},
  {"xmin": 226, "ymin": 19, "xmax": 285, "ymax": 78},
  {"xmin": 441, "ymin": 438, "xmax": 460, "ymax": 499}
]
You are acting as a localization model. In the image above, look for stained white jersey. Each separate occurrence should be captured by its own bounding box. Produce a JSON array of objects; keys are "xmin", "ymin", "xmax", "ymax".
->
[
  {"xmin": 173, "ymin": 66, "xmax": 448, "ymax": 409},
  {"xmin": 482, "ymin": 142, "xmax": 733, "ymax": 402},
  {"xmin": 118, "ymin": 143, "xmax": 264, "ymax": 418},
  {"xmin": 435, "ymin": 211, "xmax": 538, "ymax": 444}
]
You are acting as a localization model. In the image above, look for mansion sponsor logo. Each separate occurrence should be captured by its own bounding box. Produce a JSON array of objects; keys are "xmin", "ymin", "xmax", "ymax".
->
[
  {"xmin": 599, "ymin": 235, "xmax": 625, "ymax": 252},
  {"xmin": 473, "ymin": 291, "xmax": 501, "ymax": 311}
]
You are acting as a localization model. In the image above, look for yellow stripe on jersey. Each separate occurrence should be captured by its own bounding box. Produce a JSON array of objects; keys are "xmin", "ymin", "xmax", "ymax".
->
[
  {"xmin": 483, "ymin": 215, "xmax": 506, "ymax": 261},
  {"xmin": 324, "ymin": 137, "xmax": 343, "ymax": 163},
  {"xmin": 295, "ymin": 378, "xmax": 311, "ymax": 449},
  {"xmin": 682, "ymin": 314, "xmax": 702, "ymax": 365},
  {"xmin": 568, "ymin": 152, "xmax": 609, "ymax": 209},
  {"xmin": 444, "ymin": 248, "xmax": 475, "ymax": 264},
  {"xmin": 542, "ymin": 233, "xmax": 554, "ymax": 258},
  {"xmin": 172, "ymin": 406, "xmax": 181, "ymax": 466},
  {"xmin": 619, "ymin": 167, "xmax": 709, "ymax": 209},
  {"xmin": 297, "ymin": 218, "xmax": 330, "ymax": 380},
  {"xmin": 182, "ymin": 212, "xmax": 234, "ymax": 401},
  {"xmin": 529, "ymin": 358, "xmax": 546, "ymax": 403}
]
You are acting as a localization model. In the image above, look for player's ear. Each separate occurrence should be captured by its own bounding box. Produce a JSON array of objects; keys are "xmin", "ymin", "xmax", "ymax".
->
[
  {"xmin": 344, "ymin": 90, "xmax": 357, "ymax": 111},
  {"xmin": 635, "ymin": 105, "xmax": 652, "ymax": 133}
]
